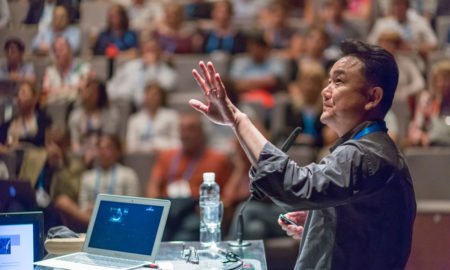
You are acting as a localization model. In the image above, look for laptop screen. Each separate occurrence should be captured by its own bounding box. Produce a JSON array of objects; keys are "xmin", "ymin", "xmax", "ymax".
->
[
  {"xmin": 88, "ymin": 200, "xmax": 164, "ymax": 256},
  {"xmin": 0, "ymin": 212, "xmax": 44, "ymax": 270}
]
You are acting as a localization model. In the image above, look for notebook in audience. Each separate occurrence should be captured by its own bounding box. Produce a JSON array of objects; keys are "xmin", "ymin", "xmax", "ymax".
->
[
  {"xmin": 34, "ymin": 194, "xmax": 171, "ymax": 270},
  {"xmin": 0, "ymin": 211, "xmax": 44, "ymax": 270}
]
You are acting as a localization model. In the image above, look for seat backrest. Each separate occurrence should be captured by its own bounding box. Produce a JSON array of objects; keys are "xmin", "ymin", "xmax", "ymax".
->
[
  {"xmin": 0, "ymin": 152, "xmax": 17, "ymax": 178},
  {"xmin": 80, "ymin": 1, "xmax": 111, "ymax": 34},
  {"xmin": 405, "ymin": 147, "xmax": 450, "ymax": 200},
  {"xmin": 122, "ymin": 152, "xmax": 157, "ymax": 196},
  {"xmin": 8, "ymin": 1, "xmax": 30, "ymax": 26},
  {"xmin": 437, "ymin": 16, "xmax": 450, "ymax": 48}
]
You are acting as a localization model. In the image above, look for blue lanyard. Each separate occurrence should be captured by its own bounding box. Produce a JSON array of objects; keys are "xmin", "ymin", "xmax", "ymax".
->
[
  {"xmin": 352, "ymin": 121, "xmax": 387, "ymax": 140},
  {"xmin": 94, "ymin": 166, "xmax": 117, "ymax": 197}
]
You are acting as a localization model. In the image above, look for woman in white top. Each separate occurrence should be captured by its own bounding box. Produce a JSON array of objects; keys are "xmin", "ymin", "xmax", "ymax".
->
[{"xmin": 126, "ymin": 82, "xmax": 180, "ymax": 153}]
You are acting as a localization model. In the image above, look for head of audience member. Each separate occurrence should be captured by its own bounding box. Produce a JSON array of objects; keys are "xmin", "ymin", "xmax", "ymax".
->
[
  {"xmin": 17, "ymin": 82, "xmax": 39, "ymax": 116},
  {"xmin": 141, "ymin": 38, "xmax": 163, "ymax": 65},
  {"xmin": 304, "ymin": 26, "xmax": 330, "ymax": 60},
  {"xmin": 163, "ymin": 3, "xmax": 184, "ymax": 30},
  {"xmin": 266, "ymin": 0, "xmax": 289, "ymax": 29},
  {"xmin": 143, "ymin": 82, "xmax": 167, "ymax": 114},
  {"xmin": 107, "ymin": 4, "xmax": 130, "ymax": 33},
  {"xmin": 430, "ymin": 61, "xmax": 450, "ymax": 105},
  {"xmin": 290, "ymin": 63, "xmax": 326, "ymax": 108},
  {"xmin": 52, "ymin": 5, "xmax": 71, "ymax": 32},
  {"xmin": 322, "ymin": 0, "xmax": 347, "ymax": 23},
  {"xmin": 132, "ymin": 0, "xmax": 145, "ymax": 6},
  {"xmin": 98, "ymin": 134, "xmax": 122, "ymax": 170},
  {"xmin": 4, "ymin": 38, "xmax": 25, "ymax": 69},
  {"xmin": 211, "ymin": 0, "xmax": 233, "ymax": 29},
  {"xmin": 390, "ymin": 0, "xmax": 409, "ymax": 23},
  {"xmin": 52, "ymin": 36, "xmax": 73, "ymax": 71},
  {"xmin": 246, "ymin": 32, "xmax": 271, "ymax": 64},
  {"xmin": 377, "ymin": 31, "xmax": 403, "ymax": 55},
  {"xmin": 320, "ymin": 40, "xmax": 398, "ymax": 136},
  {"xmin": 179, "ymin": 112, "xmax": 206, "ymax": 156},
  {"xmin": 80, "ymin": 78, "xmax": 109, "ymax": 112},
  {"xmin": 45, "ymin": 126, "xmax": 71, "ymax": 168}
]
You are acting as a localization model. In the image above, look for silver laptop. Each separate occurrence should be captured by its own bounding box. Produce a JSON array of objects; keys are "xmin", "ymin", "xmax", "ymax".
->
[{"xmin": 35, "ymin": 194, "xmax": 171, "ymax": 270}]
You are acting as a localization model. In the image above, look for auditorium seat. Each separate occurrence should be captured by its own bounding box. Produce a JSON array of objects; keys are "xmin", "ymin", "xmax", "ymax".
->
[
  {"xmin": 44, "ymin": 101, "xmax": 71, "ymax": 131},
  {"xmin": 80, "ymin": 1, "xmax": 111, "ymax": 35},
  {"xmin": 7, "ymin": 1, "xmax": 29, "ymax": 26},
  {"xmin": 0, "ymin": 152, "xmax": 17, "ymax": 178},
  {"xmin": 122, "ymin": 152, "xmax": 157, "ymax": 196},
  {"xmin": 405, "ymin": 147, "xmax": 450, "ymax": 200},
  {"xmin": 436, "ymin": 16, "xmax": 450, "ymax": 48},
  {"xmin": 110, "ymin": 99, "xmax": 133, "ymax": 142}
]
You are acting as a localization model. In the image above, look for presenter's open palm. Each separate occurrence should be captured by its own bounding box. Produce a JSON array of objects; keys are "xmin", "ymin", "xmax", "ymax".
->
[{"xmin": 190, "ymin": 61, "xmax": 238, "ymax": 126}]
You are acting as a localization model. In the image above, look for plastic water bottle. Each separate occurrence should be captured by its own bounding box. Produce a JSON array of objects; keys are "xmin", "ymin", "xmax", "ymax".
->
[{"xmin": 199, "ymin": 172, "xmax": 221, "ymax": 248}]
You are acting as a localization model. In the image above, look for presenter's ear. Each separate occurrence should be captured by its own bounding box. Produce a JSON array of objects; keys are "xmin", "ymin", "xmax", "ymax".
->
[{"xmin": 364, "ymin": 86, "xmax": 383, "ymax": 111}]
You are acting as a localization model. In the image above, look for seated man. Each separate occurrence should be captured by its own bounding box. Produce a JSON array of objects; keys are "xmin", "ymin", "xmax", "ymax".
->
[{"xmin": 146, "ymin": 111, "xmax": 232, "ymax": 241}]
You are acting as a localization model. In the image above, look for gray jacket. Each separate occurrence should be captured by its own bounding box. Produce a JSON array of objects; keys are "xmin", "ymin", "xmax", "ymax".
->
[{"xmin": 250, "ymin": 121, "xmax": 416, "ymax": 270}]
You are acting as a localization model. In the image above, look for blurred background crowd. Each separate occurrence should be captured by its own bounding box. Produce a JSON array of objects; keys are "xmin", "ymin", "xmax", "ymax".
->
[{"xmin": 0, "ymin": 0, "xmax": 450, "ymax": 266}]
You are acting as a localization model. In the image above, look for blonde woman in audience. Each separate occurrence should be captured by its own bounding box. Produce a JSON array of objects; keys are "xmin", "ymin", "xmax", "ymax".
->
[
  {"xmin": 126, "ymin": 83, "xmax": 179, "ymax": 153},
  {"xmin": 32, "ymin": 5, "xmax": 81, "ymax": 56},
  {"xmin": 68, "ymin": 78, "xmax": 120, "ymax": 160},
  {"xmin": 126, "ymin": 0, "xmax": 164, "ymax": 32},
  {"xmin": 408, "ymin": 60, "xmax": 450, "ymax": 147},
  {"xmin": 377, "ymin": 30, "xmax": 425, "ymax": 103},
  {"xmin": 0, "ymin": 82, "xmax": 51, "ymax": 152},
  {"xmin": 41, "ymin": 36, "xmax": 90, "ymax": 105}
]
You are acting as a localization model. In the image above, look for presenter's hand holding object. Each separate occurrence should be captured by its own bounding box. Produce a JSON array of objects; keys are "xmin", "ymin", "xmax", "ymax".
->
[{"xmin": 278, "ymin": 211, "xmax": 308, "ymax": 240}]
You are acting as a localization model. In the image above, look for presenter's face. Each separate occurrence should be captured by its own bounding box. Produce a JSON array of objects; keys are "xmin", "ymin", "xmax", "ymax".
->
[{"xmin": 320, "ymin": 56, "xmax": 368, "ymax": 132}]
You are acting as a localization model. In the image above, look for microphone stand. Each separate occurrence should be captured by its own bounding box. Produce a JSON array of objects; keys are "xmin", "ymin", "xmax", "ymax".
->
[{"xmin": 228, "ymin": 127, "xmax": 303, "ymax": 248}]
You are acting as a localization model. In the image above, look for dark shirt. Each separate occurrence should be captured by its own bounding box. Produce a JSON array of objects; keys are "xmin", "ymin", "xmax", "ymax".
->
[
  {"xmin": 250, "ymin": 121, "xmax": 416, "ymax": 270},
  {"xmin": 92, "ymin": 29, "xmax": 138, "ymax": 55},
  {"xmin": 201, "ymin": 30, "xmax": 246, "ymax": 55},
  {"xmin": 0, "ymin": 110, "xmax": 52, "ymax": 147}
]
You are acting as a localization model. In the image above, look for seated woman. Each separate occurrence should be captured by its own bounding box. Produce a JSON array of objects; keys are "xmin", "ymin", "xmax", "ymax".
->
[
  {"xmin": 68, "ymin": 78, "xmax": 120, "ymax": 161},
  {"xmin": 92, "ymin": 4, "xmax": 139, "ymax": 58},
  {"xmin": 408, "ymin": 60, "xmax": 450, "ymax": 147},
  {"xmin": 126, "ymin": 83, "xmax": 180, "ymax": 153},
  {"xmin": 152, "ymin": 2, "xmax": 200, "ymax": 54},
  {"xmin": 280, "ymin": 62, "xmax": 326, "ymax": 147},
  {"xmin": 0, "ymin": 38, "xmax": 36, "ymax": 84},
  {"xmin": 31, "ymin": 5, "xmax": 81, "ymax": 56},
  {"xmin": 200, "ymin": 0, "xmax": 246, "ymax": 55},
  {"xmin": 0, "ymin": 82, "xmax": 51, "ymax": 152}
]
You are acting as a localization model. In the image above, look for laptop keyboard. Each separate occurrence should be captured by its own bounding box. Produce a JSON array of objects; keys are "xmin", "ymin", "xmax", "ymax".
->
[{"xmin": 57, "ymin": 253, "xmax": 145, "ymax": 269}]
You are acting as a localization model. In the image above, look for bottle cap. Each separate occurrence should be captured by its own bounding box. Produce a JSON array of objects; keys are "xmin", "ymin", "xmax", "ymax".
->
[{"xmin": 203, "ymin": 172, "xmax": 215, "ymax": 183}]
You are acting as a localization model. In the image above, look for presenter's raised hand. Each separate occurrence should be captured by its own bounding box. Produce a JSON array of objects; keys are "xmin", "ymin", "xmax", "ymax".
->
[{"xmin": 190, "ymin": 61, "xmax": 240, "ymax": 126}]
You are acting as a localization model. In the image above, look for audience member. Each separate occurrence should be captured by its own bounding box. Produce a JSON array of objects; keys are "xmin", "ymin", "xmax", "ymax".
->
[
  {"xmin": 126, "ymin": 83, "xmax": 179, "ymax": 153},
  {"xmin": 368, "ymin": 0, "xmax": 438, "ymax": 58},
  {"xmin": 126, "ymin": 0, "xmax": 164, "ymax": 32},
  {"xmin": 0, "ymin": 38, "xmax": 36, "ymax": 85},
  {"xmin": 281, "ymin": 63, "xmax": 326, "ymax": 147},
  {"xmin": 32, "ymin": 5, "xmax": 81, "ymax": 56},
  {"xmin": 107, "ymin": 38, "xmax": 177, "ymax": 104},
  {"xmin": 229, "ymin": 32, "xmax": 285, "ymax": 109},
  {"xmin": 0, "ymin": 0, "xmax": 9, "ymax": 30},
  {"xmin": 184, "ymin": 0, "xmax": 213, "ymax": 21},
  {"xmin": 0, "ymin": 82, "xmax": 51, "ymax": 151},
  {"xmin": 146, "ymin": 111, "xmax": 232, "ymax": 240},
  {"xmin": 320, "ymin": 0, "xmax": 363, "ymax": 49},
  {"xmin": 152, "ymin": 3, "xmax": 200, "ymax": 54},
  {"xmin": 230, "ymin": 0, "xmax": 270, "ymax": 24},
  {"xmin": 408, "ymin": 60, "xmax": 450, "ymax": 147},
  {"xmin": 259, "ymin": 0, "xmax": 296, "ymax": 49},
  {"xmin": 68, "ymin": 78, "xmax": 120, "ymax": 160},
  {"xmin": 77, "ymin": 134, "xmax": 139, "ymax": 225},
  {"xmin": 42, "ymin": 36, "xmax": 90, "ymax": 105},
  {"xmin": 377, "ymin": 30, "xmax": 424, "ymax": 103},
  {"xmin": 200, "ymin": 0, "xmax": 246, "ymax": 55},
  {"xmin": 298, "ymin": 25, "xmax": 332, "ymax": 71},
  {"xmin": 92, "ymin": 4, "xmax": 139, "ymax": 57},
  {"xmin": 24, "ymin": 0, "xmax": 78, "ymax": 28}
]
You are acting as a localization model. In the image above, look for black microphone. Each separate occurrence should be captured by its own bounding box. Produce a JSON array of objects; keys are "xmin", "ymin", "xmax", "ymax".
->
[{"xmin": 228, "ymin": 127, "xmax": 302, "ymax": 248}]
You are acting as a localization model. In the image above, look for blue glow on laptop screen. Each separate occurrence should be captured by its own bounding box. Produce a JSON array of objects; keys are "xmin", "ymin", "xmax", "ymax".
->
[{"xmin": 88, "ymin": 201, "xmax": 164, "ymax": 255}]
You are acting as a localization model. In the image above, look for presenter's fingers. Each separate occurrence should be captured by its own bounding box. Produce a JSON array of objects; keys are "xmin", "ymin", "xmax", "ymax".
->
[
  {"xmin": 189, "ymin": 99, "xmax": 209, "ymax": 114},
  {"xmin": 213, "ymin": 73, "xmax": 227, "ymax": 99},
  {"xmin": 192, "ymin": 69, "xmax": 208, "ymax": 95},
  {"xmin": 199, "ymin": 61, "xmax": 213, "ymax": 87},
  {"xmin": 286, "ymin": 211, "xmax": 308, "ymax": 224}
]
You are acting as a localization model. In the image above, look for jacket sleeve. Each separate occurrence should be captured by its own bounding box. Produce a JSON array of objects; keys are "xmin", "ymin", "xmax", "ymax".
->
[{"xmin": 249, "ymin": 142, "xmax": 388, "ymax": 212}]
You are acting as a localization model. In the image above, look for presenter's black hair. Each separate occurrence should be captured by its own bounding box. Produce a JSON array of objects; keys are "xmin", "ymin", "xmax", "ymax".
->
[{"xmin": 340, "ymin": 39, "xmax": 399, "ymax": 115}]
